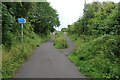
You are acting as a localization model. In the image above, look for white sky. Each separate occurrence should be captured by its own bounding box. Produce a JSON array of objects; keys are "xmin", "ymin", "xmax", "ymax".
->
[{"xmin": 47, "ymin": 0, "xmax": 119, "ymax": 31}]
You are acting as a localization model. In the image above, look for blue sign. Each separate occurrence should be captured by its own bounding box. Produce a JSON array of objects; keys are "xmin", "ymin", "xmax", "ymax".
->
[{"xmin": 18, "ymin": 18, "xmax": 26, "ymax": 24}]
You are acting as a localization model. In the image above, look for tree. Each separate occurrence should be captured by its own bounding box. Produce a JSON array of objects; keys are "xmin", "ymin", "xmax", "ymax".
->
[
  {"xmin": 31, "ymin": 2, "xmax": 60, "ymax": 34},
  {"xmin": 61, "ymin": 28, "xmax": 67, "ymax": 32},
  {"xmin": 2, "ymin": 2, "xmax": 60, "ymax": 47}
]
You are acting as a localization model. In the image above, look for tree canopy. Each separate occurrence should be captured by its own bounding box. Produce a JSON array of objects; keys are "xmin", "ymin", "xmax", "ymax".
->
[
  {"xmin": 67, "ymin": 1, "xmax": 120, "ymax": 78},
  {"xmin": 2, "ymin": 2, "xmax": 60, "ymax": 47}
]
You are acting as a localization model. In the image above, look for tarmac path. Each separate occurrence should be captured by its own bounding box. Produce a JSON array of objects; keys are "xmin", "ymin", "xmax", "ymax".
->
[{"xmin": 15, "ymin": 37, "xmax": 86, "ymax": 78}]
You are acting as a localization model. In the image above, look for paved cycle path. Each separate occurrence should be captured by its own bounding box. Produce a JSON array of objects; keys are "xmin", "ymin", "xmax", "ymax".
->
[{"xmin": 15, "ymin": 39, "xmax": 86, "ymax": 78}]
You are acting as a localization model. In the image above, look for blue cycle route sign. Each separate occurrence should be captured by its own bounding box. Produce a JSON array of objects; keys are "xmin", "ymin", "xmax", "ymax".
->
[
  {"xmin": 17, "ymin": 18, "xmax": 26, "ymax": 53},
  {"xmin": 18, "ymin": 18, "xmax": 26, "ymax": 24}
]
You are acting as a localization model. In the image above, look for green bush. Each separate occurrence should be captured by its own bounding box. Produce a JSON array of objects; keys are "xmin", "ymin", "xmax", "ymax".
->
[
  {"xmin": 67, "ymin": 1, "xmax": 120, "ymax": 79},
  {"xmin": 54, "ymin": 36, "xmax": 68, "ymax": 49},
  {"xmin": 68, "ymin": 34, "xmax": 120, "ymax": 78}
]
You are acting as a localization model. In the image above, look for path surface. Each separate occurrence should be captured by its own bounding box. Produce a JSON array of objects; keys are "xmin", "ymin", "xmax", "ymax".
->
[{"xmin": 15, "ymin": 38, "xmax": 85, "ymax": 78}]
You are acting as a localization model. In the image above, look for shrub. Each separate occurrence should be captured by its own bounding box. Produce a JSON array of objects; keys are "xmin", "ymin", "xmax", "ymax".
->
[
  {"xmin": 54, "ymin": 36, "xmax": 68, "ymax": 49},
  {"xmin": 68, "ymin": 34, "xmax": 120, "ymax": 78}
]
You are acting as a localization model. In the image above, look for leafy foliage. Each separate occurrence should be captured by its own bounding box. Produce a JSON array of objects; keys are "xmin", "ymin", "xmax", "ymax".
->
[
  {"xmin": 53, "ymin": 32, "xmax": 68, "ymax": 49},
  {"xmin": 68, "ymin": 1, "xmax": 120, "ymax": 78},
  {"xmin": 61, "ymin": 28, "xmax": 67, "ymax": 32},
  {"xmin": 2, "ymin": 2, "xmax": 60, "ymax": 78},
  {"xmin": 30, "ymin": 2, "xmax": 60, "ymax": 34},
  {"xmin": 2, "ymin": 2, "xmax": 60, "ymax": 47}
]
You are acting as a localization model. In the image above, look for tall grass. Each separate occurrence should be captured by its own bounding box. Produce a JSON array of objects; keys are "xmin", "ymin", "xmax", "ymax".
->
[
  {"xmin": 2, "ymin": 33, "xmax": 48, "ymax": 78},
  {"xmin": 68, "ymin": 34, "xmax": 120, "ymax": 78},
  {"xmin": 53, "ymin": 32, "xmax": 68, "ymax": 49}
]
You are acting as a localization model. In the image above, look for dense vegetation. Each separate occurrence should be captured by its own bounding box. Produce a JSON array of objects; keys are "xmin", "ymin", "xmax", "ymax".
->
[
  {"xmin": 68, "ymin": 1, "xmax": 120, "ymax": 78},
  {"xmin": 1, "ymin": 2, "xmax": 60, "ymax": 78},
  {"xmin": 53, "ymin": 32, "xmax": 68, "ymax": 49}
]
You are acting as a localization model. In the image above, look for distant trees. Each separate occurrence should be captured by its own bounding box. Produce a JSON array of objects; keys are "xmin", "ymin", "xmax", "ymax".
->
[{"xmin": 61, "ymin": 28, "xmax": 67, "ymax": 32}]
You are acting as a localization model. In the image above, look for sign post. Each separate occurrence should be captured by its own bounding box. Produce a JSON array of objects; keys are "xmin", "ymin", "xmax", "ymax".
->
[{"xmin": 18, "ymin": 18, "xmax": 26, "ymax": 53}]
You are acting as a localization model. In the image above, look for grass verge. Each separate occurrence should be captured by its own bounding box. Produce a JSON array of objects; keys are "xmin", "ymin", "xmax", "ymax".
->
[
  {"xmin": 2, "ymin": 33, "xmax": 49, "ymax": 78},
  {"xmin": 68, "ymin": 34, "xmax": 120, "ymax": 78}
]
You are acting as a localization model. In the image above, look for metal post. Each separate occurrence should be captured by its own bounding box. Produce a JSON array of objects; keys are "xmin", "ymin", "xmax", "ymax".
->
[
  {"xmin": 21, "ymin": 24, "xmax": 23, "ymax": 53},
  {"xmin": 18, "ymin": 18, "xmax": 26, "ymax": 53}
]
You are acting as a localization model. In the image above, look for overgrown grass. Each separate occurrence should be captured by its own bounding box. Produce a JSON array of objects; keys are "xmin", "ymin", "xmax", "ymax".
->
[
  {"xmin": 68, "ymin": 34, "xmax": 120, "ymax": 78},
  {"xmin": 54, "ymin": 36, "xmax": 68, "ymax": 49},
  {"xmin": 53, "ymin": 32, "xmax": 68, "ymax": 49},
  {"xmin": 2, "ymin": 32, "xmax": 48, "ymax": 78}
]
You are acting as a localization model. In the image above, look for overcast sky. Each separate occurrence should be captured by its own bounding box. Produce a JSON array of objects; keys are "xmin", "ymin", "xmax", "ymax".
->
[{"xmin": 47, "ymin": 0, "xmax": 119, "ymax": 31}]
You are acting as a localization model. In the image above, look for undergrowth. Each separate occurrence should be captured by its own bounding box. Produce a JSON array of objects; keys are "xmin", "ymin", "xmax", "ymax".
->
[
  {"xmin": 2, "ymin": 32, "xmax": 48, "ymax": 78},
  {"xmin": 68, "ymin": 34, "xmax": 120, "ymax": 78},
  {"xmin": 53, "ymin": 32, "xmax": 68, "ymax": 49}
]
